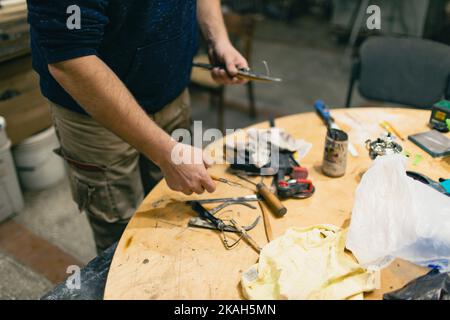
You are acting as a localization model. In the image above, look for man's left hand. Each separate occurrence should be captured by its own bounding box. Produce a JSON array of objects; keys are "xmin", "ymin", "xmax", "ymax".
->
[{"xmin": 208, "ymin": 41, "xmax": 249, "ymax": 85}]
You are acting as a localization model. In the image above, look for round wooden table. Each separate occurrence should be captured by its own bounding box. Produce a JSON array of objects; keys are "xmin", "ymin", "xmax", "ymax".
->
[{"xmin": 104, "ymin": 108, "xmax": 450, "ymax": 300}]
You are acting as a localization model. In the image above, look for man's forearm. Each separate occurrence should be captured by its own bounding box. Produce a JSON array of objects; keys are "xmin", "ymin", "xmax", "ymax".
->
[
  {"xmin": 197, "ymin": 0, "xmax": 229, "ymax": 45},
  {"xmin": 48, "ymin": 55, "xmax": 174, "ymax": 166}
]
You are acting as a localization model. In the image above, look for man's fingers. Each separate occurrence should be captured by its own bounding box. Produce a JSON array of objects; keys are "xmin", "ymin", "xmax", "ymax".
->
[
  {"xmin": 212, "ymin": 69, "xmax": 235, "ymax": 85},
  {"xmin": 211, "ymin": 68, "xmax": 228, "ymax": 84},
  {"xmin": 226, "ymin": 60, "xmax": 238, "ymax": 77},
  {"xmin": 190, "ymin": 182, "xmax": 205, "ymax": 195},
  {"xmin": 202, "ymin": 175, "xmax": 216, "ymax": 193},
  {"xmin": 236, "ymin": 58, "xmax": 249, "ymax": 70}
]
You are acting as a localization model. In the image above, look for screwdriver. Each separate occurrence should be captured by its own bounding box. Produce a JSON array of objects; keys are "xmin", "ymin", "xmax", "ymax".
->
[
  {"xmin": 380, "ymin": 121, "xmax": 405, "ymax": 141},
  {"xmin": 237, "ymin": 174, "xmax": 287, "ymax": 217},
  {"xmin": 210, "ymin": 174, "xmax": 249, "ymax": 189}
]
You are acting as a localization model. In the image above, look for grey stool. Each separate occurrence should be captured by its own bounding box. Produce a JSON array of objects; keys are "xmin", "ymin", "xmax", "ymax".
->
[{"xmin": 346, "ymin": 36, "xmax": 450, "ymax": 109}]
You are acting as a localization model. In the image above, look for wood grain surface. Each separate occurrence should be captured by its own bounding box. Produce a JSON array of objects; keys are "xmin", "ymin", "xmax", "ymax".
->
[{"xmin": 105, "ymin": 108, "xmax": 449, "ymax": 300}]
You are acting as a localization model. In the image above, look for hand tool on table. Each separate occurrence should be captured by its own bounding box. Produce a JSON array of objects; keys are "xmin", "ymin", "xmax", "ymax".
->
[
  {"xmin": 440, "ymin": 178, "xmax": 450, "ymax": 194},
  {"xmin": 237, "ymin": 174, "xmax": 287, "ymax": 217},
  {"xmin": 193, "ymin": 62, "xmax": 283, "ymax": 83},
  {"xmin": 314, "ymin": 100, "xmax": 359, "ymax": 157},
  {"xmin": 188, "ymin": 201, "xmax": 261, "ymax": 252},
  {"xmin": 380, "ymin": 121, "xmax": 405, "ymax": 141},
  {"xmin": 188, "ymin": 200, "xmax": 260, "ymax": 232},
  {"xmin": 188, "ymin": 194, "xmax": 273, "ymax": 243},
  {"xmin": 258, "ymin": 201, "xmax": 273, "ymax": 242},
  {"xmin": 210, "ymin": 174, "xmax": 248, "ymax": 189},
  {"xmin": 230, "ymin": 219, "xmax": 262, "ymax": 252},
  {"xmin": 275, "ymin": 151, "xmax": 315, "ymax": 199},
  {"xmin": 365, "ymin": 133, "xmax": 403, "ymax": 160},
  {"xmin": 186, "ymin": 195, "xmax": 259, "ymax": 205},
  {"xmin": 268, "ymin": 118, "xmax": 315, "ymax": 199},
  {"xmin": 406, "ymin": 171, "xmax": 450, "ymax": 197}
]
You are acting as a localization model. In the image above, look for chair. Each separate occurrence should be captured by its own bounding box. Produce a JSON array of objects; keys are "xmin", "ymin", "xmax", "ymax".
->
[
  {"xmin": 191, "ymin": 12, "xmax": 257, "ymax": 131},
  {"xmin": 345, "ymin": 36, "xmax": 450, "ymax": 109}
]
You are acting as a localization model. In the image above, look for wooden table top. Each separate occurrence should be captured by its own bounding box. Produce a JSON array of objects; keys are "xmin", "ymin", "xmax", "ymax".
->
[{"xmin": 104, "ymin": 107, "xmax": 450, "ymax": 300}]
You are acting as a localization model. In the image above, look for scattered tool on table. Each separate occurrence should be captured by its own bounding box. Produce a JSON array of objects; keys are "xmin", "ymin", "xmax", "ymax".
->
[
  {"xmin": 230, "ymin": 219, "xmax": 262, "ymax": 253},
  {"xmin": 379, "ymin": 120, "xmax": 405, "ymax": 141},
  {"xmin": 314, "ymin": 100, "xmax": 359, "ymax": 157},
  {"xmin": 225, "ymin": 122, "xmax": 315, "ymax": 200},
  {"xmin": 237, "ymin": 174, "xmax": 287, "ymax": 217},
  {"xmin": 406, "ymin": 171, "xmax": 450, "ymax": 197},
  {"xmin": 365, "ymin": 133, "xmax": 403, "ymax": 160},
  {"xmin": 193, "ymin": 62, "xmax": 282, "ymax": 83},
  {"xmin": 258, "ymin": 201, "xmax": 273, "ymax": 242},
  {"xmin": 210, "ymin": 174, "xmax": 251, "ymax": 190},
  {"xmin": 269, "ymin": 118, "xmax": 315, "ymax": 199},
  {"xmin": 275, "ymin": 151, "xmax": 315, "ymax": 199},
  {"xmin": 429, "ymin": 100, "xmax": 450, "ymax": 133},
  {"xmin": 188, "ymin": 200, "xmax": 261, "ymax": 252},
  {"xmin": 440, "ymin": 178, "xmax": 450, "ymax": 194},
  {"xmin": 187, "ymin": 195, "xmax": 259, "ymax": 205}
]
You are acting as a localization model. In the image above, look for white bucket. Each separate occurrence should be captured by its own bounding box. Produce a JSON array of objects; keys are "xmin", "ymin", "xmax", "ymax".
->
[
  {"xmin": 12, "ymin": 126, "xmax": 66, "ymax": 191},
  {"xmin": 0, "ymin": 117, "xmax": 24, "ymax": 222}
]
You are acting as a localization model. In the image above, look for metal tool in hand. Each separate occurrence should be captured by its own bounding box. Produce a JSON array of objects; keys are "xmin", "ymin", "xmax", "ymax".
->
[
  {"xmin": 210, "ymin": 174, "xmax": 250, "ymax": 189},
  {"xmin": 188, "ymin": 200, "xmax": 261, "ymax": 252},
  {"xmin": 186, "ymin": 195, "xmax": 259, "ymax": 205},
  {"xmin": 193, "ymin": 62, "xmax": 282, "ymax": 83}
]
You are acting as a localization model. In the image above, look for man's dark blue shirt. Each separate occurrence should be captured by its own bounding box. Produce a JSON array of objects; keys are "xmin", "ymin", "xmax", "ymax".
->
[{"xmin": 27, "ymin": 0, "xmax": 198, "ymax": 115}]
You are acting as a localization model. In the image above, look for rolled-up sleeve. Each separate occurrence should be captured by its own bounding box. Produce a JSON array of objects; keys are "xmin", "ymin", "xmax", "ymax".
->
[{"xmin": 27, "ymin": 0, "xmax": 109, "ymax": 64}]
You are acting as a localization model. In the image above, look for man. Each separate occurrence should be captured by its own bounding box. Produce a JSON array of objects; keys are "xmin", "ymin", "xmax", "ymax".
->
[{"xmin": 27, "ymin": 0, "xmax": 249, "ymax": 252}]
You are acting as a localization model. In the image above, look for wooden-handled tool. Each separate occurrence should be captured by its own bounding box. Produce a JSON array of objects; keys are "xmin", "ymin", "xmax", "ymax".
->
[
  {"xmin": 237, "ymin": 175, "xmax": 287, "ymax": 217},
  {"xmin": 210, "ymin": 174, "xmax": 246, "ymax": 188},
  {"xmin": 258, "ymin": 201, "xmax": 274, "ymax": 242}
]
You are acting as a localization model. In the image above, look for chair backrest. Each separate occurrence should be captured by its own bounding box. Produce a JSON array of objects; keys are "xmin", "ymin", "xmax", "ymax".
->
[
  {"xmin": 223, "ymin": 12, "xmax": 257, "ymax": 64},
  {"xmin": 357, "ymin": 36, "xmax": 450, "ymax": 109}
]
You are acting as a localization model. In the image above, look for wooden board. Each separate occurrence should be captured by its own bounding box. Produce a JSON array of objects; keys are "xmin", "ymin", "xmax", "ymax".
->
[
  {"xmin": 105, "ymin": 108, "xmax": 450, "ymax": 300},
  {"xmin": 0, "ymin": 2, "xmax": 29, "ymax": 62},
  {"xmin": 0, "ymin": 88, "xmax": 52, "ymax": 145}
]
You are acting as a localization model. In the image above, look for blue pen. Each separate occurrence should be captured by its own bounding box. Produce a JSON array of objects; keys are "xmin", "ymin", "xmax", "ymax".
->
[{"xmin": 314, "ymin": 100, "xmax": 335, "ymax": 127}]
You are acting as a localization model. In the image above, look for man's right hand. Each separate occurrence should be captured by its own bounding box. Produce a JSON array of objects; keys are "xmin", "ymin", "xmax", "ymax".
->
[
  {"xmin": 158, "ymin": 142, "xmax": 216, "ymax": 195},
  {"xmin": 48, "ymin": 56, "xmax": 215, "ymax": 196}
]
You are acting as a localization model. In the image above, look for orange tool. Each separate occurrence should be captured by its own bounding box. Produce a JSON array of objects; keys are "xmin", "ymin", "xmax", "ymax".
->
[{"xmin": 380, "ymin": 121, "xmax": 405, "ymax": 141}]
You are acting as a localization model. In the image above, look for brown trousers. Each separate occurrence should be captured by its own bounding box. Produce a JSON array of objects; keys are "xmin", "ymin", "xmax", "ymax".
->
[{"xmin": 50, "ymin": 90, "xmax": 191, "ymax": 252}]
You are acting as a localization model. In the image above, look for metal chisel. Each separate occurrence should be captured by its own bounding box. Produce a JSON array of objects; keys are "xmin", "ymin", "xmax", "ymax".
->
[
  {"xmin": 193, "ymin": 63, "xmax": 283, "ymax": 83},
  {"xmin": 186, "ymin": 195, "xmax": 259, "ymax": 205}
]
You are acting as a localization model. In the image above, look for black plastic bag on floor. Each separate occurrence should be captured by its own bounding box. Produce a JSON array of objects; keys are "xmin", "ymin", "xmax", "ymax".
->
[{"xmin": 384, "ymin": 269, "xmax": 450, "ymax": 300}]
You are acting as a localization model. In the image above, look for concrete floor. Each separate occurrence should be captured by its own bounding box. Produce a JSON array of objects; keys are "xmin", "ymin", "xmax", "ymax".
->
[{"xmin": 0, "ymin": 15, "xmax": 367, "ymax": 299}]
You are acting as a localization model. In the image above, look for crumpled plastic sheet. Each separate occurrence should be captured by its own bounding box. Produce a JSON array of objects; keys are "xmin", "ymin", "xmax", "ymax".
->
[
  {"xmin": 346, "ymin": 154, "xmax": 450, "ymax": 272},
  {"xmin": 384, "ymin": 269, "xmax": 450, "ymax": 300}
]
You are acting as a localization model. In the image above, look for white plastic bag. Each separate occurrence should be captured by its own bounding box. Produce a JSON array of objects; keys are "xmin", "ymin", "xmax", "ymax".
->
[{"xmin": 346, "ymin": 154, "xmax": 450, "ymax": 271}]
